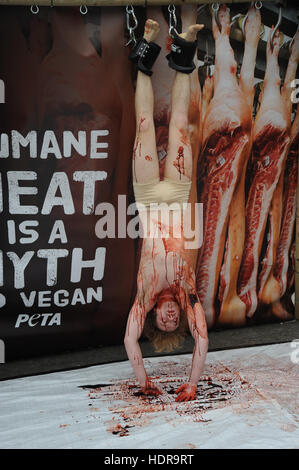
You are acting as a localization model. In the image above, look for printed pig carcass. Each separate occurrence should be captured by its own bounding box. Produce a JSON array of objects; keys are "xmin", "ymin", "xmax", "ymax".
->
[
  {"xmin": 196, "ymin": 6, "xmax": 252, "ymax": 328},
  {"xmin": 217, "ymin": 5, "xmax": 262, "ymax": 327},
  {"xmin": 238, "ymin": 29, "xmax": 291, "ymax": 318},
  {"xmin": 257, "ymin": 32, "xmax": 299, "ymax": 316},
  {"xmin": 260, "ymin": 105, "xmax": 298, "ymax": 319}
]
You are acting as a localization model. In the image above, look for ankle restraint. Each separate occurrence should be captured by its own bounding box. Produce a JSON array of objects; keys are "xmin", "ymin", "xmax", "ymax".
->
[
  {"xmin": 129, "ymin": 38, "xmax": 161, "ymax": 76},
  {"xmin": 166, "ymin": 35, "xmax": 197, "ymax": 74}
]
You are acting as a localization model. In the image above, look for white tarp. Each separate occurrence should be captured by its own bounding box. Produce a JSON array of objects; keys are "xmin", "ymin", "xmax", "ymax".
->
[{"xmin": 0, "ymin": 342, "xmax": 298, "ymax": 449}]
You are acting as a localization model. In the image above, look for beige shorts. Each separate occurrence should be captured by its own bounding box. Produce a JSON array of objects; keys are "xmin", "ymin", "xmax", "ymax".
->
[{"xmin": 133, "ymin": 177, "xmax": 191, "ymax": 209}]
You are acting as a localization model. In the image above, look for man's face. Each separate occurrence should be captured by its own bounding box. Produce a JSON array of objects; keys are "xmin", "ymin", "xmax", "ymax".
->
[{"xmin": 155, "ymin": 298, "xmax": 180, "ymax": 332}]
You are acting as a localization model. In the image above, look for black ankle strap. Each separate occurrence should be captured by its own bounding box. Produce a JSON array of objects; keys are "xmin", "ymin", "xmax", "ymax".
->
[
  {"xmin": 129, "ymin": 38, "xmax": 161, "ymax": 76},
  {"xmin": 167, "ymin": 35, "xmax": 197, "ymax": 74}
]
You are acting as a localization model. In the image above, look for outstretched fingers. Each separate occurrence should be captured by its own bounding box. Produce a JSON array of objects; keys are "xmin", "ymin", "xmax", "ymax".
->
[
  {"xmin": 141, "ymin": 378, "xmax": 163, "ymax": 397},
  {"xmin": 182, "ymin": 24, "xmax": 204, "ymax": 42},
  {"xmin": 175, "ymin": 383, "xmax": 197, "ymax": 402}
]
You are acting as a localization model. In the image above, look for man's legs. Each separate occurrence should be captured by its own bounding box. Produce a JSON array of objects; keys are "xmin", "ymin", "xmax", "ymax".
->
[
  {"xmin": 132, "ymin": 20, "xmax": 160, "ymax": 184},
  {"xmin": 164, "ymin": 24, "xmax": 203, "ymax": 183},
  {"xmin": 164, "ymin": 71, "xmax": 192, "ymax": 182}
]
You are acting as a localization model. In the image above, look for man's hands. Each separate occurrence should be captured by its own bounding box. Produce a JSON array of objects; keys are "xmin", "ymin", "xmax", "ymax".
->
[
  {"xmin": 175, "ymin": 383, "xmax": 197, "ymax": 402},
  {"xmin": 139, "ymin": 378, "xmax": 197, "ymax": 401},
  {"xmin": 141, "ymin": 378, "xmax": 163, "ymax": 397}
]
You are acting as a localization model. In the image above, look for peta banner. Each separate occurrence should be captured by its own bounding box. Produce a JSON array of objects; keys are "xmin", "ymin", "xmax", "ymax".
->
[
  {"xmin": 0, "ymin": 6, "xmax": 139, "ymax": 359},
  {"xmin": 0, "ymin": 3, "xmax": 297, "ymax": 360}
]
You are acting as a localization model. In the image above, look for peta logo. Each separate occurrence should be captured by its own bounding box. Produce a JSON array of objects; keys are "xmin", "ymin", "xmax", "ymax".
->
[
  {"xmin": 15, "ymin": 312, "xmax": 61, "ymax": 328},
  {"xmin": 0, "ymin": 80, "xmax": 4, "ymax": 104},
  {"xmin": 290, "ymin": 339, "xmax": 299, "ymax": 365},
  {"xmin": 0, "ymin": 339, "xmax": 4, "ymax": 363}
]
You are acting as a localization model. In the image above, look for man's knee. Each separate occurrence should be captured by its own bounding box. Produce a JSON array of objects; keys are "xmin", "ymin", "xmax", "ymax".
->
[{"xmin": 136, "ymin": 113, "xmax": 155, "ymax": 133}]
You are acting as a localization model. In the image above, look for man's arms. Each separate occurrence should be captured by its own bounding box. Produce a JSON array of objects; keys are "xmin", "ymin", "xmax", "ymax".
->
[
  {"xmin": 124, "ymin": 297, "xmax": 162, "ymax": 396},
  {"xmin": 124, "ymin": 290, "xmax": 208, "ymax": 401},
  {"xmin": 175, "ymin": 293, "xmax": 208, "ymax": 402}
]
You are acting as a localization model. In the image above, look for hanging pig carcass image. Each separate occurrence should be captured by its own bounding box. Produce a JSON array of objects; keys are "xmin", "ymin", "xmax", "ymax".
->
[
  {"xmin": 196, "ymin": 5, "xmax": 254, "ymax": 328},
  {"xmin": 195, "ymin": 4, "xmax": 298, "ymax": 328}
]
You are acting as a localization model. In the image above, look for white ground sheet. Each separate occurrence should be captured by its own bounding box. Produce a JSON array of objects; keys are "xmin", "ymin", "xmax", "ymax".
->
[{"xmin": 0, "ymin": 342, "xmax": 298, "ymax": 449}]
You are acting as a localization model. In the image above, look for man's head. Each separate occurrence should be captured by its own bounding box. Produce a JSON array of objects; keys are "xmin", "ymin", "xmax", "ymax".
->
[
  {"xmin": 143, "ymin": 290, "xmax": 188, "ymax": 353},
  {"xmin": 154, "ymin": 292, "xmax": 180, "ymax": 332}
]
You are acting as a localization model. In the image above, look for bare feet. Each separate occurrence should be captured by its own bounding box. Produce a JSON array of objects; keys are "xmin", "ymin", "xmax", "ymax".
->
[
  {"xmin": 144, "ymin": 19, "xmax": 160, "ymax": 43},
  {"xmin": 180, "ymin": 24, "xmax": 204, "ymax": 42}
]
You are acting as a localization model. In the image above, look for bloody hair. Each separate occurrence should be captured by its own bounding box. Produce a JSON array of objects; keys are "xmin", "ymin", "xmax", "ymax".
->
[{"xmin": 143, "ymin": 306, "xmax": 188, "ymax": 353}]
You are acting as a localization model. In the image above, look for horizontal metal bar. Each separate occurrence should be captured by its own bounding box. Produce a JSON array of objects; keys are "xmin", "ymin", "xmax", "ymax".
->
[{"xmin": 0, "ymin": 0, "xmax": 278, "ymax": 6}]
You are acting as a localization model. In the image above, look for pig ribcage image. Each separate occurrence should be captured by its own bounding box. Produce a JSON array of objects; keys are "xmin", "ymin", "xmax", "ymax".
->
[
  {"xmin": 195, "ymin": 6, "xmax": 298, "ymax": 327},
  {"xmin": 196, "ymin": 5, "xmax": 252, "ymax": 329}
]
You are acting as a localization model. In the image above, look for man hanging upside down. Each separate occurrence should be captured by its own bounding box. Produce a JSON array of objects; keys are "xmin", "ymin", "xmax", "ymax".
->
[{"xmin": 124, "ymin": 19, "xmax": 208, "ymax": 402}]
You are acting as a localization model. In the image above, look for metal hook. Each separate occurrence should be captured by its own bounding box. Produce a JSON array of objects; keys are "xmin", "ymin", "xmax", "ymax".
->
[
  {"xmin": 168, "ymin": 4, "xmax": 179, "ymax": 39},
  {"xmin": 30, "ymin": 4, "xmax": 39, "ymax": 14},
  {"xmin": 230, "ymin": 13, "xmax": 242, "ymax": 28},
  {"xmin": 197, "ymin": 4, "xmax": 207, "ymax": 16},
  {"xmin": 203, "ymin": 38, "xmax": 214, "ymax": 77},
  {"xmin": 255, "ymin": 1, "xmax": 263, "ymax": 9},
  {"xmin": 241, "ymin": 13, "xmax": 264, "ymax": 41},
  {"xmin": 212, "ymin": 3, "xmax": 222, "ymax": 32},
  {"xmin": 80, "ymin": 5, "xmax": 88, "ymax": 15},
  {"xmin": 270, "ymin": 7, "xmax": 282, "ymax": 51},
  {"xmin": 125, "ymin": 5, "xmax": 138, "ymax": 46},
  {"xmin": 204, "ymin": 53, "xmax": 214, "ymax": 77},
  {"xmin": 241, "ymin": 14, "xmax": 248, "ymax": 39}
]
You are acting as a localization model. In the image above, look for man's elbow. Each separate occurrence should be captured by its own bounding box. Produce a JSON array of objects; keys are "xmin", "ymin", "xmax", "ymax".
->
[
  {"xmin": 124, "ymin": 333, "xmax": 136, "ymax": 349},
  {"xmin": 195, "ymin": 334, "xmax": 209, "ymax": 353},
  {"xmin": 124, "ymin": 333, "xmax": 130, "ymax": 347}
]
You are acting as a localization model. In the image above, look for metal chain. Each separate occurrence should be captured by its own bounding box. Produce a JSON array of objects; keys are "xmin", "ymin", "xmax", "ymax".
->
[
  {"xmin": 270, "ymin": 6, "xmax": 282, "ymax": 51},
  {"xmin": 126, "ymin": 5, "xmax": 138, "ymax": 46},
  {"xmin": 211, "ymin": 3, "xmax": 222, "ymax": 32},
  {"xmin": 168, "ymin": 4, "xmax": 179, "ymax": 39}
]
